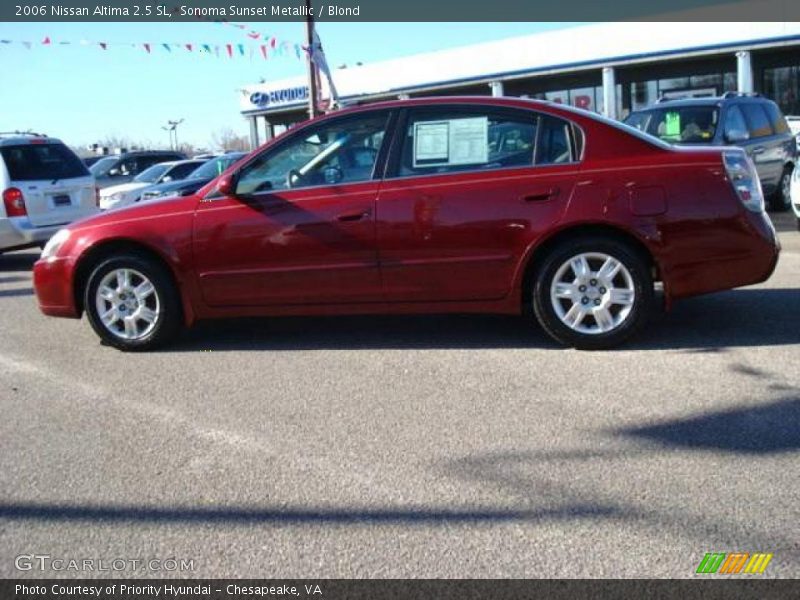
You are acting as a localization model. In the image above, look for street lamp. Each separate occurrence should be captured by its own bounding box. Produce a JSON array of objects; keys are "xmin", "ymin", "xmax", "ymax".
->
[{"xmin": 162, "ymin": 119, "xmax": 184, "ymax": 151}]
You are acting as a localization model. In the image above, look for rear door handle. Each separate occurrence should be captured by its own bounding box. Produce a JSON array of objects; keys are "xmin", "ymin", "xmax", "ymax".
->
[
  {"xmin": 523, "ymin": 187, "xmax": 560, "ymax": 202},
  {"xmin": 337, "ymin": 210, "xmax": 371, "ymax": 222}
]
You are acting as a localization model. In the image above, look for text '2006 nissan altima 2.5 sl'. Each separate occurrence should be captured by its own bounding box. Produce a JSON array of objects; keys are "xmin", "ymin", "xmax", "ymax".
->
[{"xmin": 32, "ymin": 97, "xmax": 780, "ymax": 351}]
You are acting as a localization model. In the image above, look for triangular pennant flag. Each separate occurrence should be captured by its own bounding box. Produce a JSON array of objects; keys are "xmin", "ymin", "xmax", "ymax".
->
[
  {"xmin": 225, "ymin": 44, "xmax": 233, "ymax": 58},
  {"xmin": 247, "ymin": 32, "xmax": 260, "ymax": 40},
  {"xmin": 248, "ymin": 47, "xmax": 254, "ymax": 61},
  {"xmin": 59, "ymin": 41, "xmax": 70, "ymax": 45},
  {"xmin": 185, "ymin": 43, "xmax": 193, "ymax": 52},
  {"xmin": 237, "ymin": 44, "xmax": 245, "ymax": 56},
  {"xmin": 99, "ymin": 42, "xmax": 107, "ymax": 50},
  {"xmin": 202, "ymin": 44, "xmax": 211, "ymax": 53},
  {"xmin": 143, "ymin": 43, "xmax": 151, "ymax": 53},
  {"xmin": 260, "ymin": 45, "xmax": 267, "ymax": 60},
  {"xmin": 294, "ymin": 44, "xmax": 302, "ymax": 59},
  {"xmin": 214, "ymin": 45, "xmax": 220, "ymax": 57},
  {"xmin": 0, "ymin": 40, "xmax": 12, "ymax": 44},
  {"xmin": 162, "ymin": 43, "xmax": 171, "ymax": 52},
  {"xmin": 42, "ymin": 36, "xmax": 51, "ymax": 45},
  {"xmin": 23, "ymin": 41, "xmax": 32, "ymax": 49},
  {"xmin": 270, "ymin": 37, "xmax": 277, "ymax": 49}
]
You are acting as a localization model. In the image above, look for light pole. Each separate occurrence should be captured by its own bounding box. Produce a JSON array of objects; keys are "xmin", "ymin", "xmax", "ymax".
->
[
  {"xmin": 305, "ymin": 0, "xmax": 319, "ymax": 119},
  {"xmin": 162, "ymin": 119, "xmax": 184, "ymax": 150}
]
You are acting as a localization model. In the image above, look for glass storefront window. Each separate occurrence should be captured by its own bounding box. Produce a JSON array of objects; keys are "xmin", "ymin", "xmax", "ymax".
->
[
  {"xmin": 545, "ymin": 90, "xmax": 568, "ymax": 105},
  {"xmin": 763, "ymin": 66, "xmax": 799, "ymax": 116},
  {"xmin": 568, "ymin": 87, "xmax": 595, "ymax": 111},
  {"xmin": 631, "ymin": 81, "xmax": 658, "ymax": 111}
]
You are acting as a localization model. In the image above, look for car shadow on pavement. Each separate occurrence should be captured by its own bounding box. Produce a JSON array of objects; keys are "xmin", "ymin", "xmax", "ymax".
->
[
  {"xmin": 0, "ymin": 251, "xmax": 38, "ymax": 272},
  {"xmin": 0, "ymin": 501, "xmax": 622, "ymax": 526},
  {"xmin": 616, "ymin": 396, "xmax": 800, "ymax": 454},
  {"xmin": 0, "ymin": 287, "xmax": 33, "ymax": 298},
  {"xmin": 170, "ymin": 288, "xmax": 800, "ymax": 352}
]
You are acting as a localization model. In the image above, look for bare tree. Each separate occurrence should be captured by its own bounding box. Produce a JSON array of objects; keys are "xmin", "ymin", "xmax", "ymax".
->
[{"xmin": 210, "ymin": 128, "xmax": 250, "ymax": 152}]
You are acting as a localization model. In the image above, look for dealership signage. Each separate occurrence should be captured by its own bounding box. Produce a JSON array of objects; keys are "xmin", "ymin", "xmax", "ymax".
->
[{"xmin": 248, "ymin": 86, "xmax": 309, "ymax": 109}]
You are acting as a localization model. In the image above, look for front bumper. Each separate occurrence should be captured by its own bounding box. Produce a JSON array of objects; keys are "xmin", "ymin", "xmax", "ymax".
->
[
  {"xmin": 33, "ymin": 256, "xmax": 80, "ymax": 318},
  {"xmin": 0, "ymin": 217, "xmax": 64, "ymax": 251}
]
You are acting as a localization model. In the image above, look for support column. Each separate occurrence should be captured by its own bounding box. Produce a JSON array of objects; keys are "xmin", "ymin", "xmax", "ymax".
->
[
  {"xmin": 263, "ymin": 117, "xmax": 273, "ymax": 143},
  {"xmin": 489, "ymin": 81, "xmax": 504, "ymax": 97},
  {"xmin": 736, "ymin": 51, "xmax": 753, "ymax": 93},
  {"xmin": 602, "ymin": 67, "xmax": 617, "ymax": 120},
  {"xmin": 248, "ymin": 116, "xmax": 259, "ymax": 150}
]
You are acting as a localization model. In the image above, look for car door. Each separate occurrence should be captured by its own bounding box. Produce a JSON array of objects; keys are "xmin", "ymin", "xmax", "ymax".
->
[
  {"xmin": 739, "ymin": 102, "xmax": 783, "ymax": 193},
  {"xmin": 192, "ymin": 110, "xmax": 393, "ymax": 307},
  {"xmin": 376, "ymin": 106, "xmax": 579, "ymax": 302}
]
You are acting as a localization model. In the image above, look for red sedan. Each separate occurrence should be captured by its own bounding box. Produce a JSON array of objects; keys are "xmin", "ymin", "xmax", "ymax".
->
[{"xmin": 32, "ymin": 97, "xmax": 779, "ymax": 350}]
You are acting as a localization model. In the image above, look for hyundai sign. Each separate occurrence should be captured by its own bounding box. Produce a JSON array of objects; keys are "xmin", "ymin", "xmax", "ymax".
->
[{"xmin": 248, "ymin": 86, "xmax": 309, "ymax": 109}]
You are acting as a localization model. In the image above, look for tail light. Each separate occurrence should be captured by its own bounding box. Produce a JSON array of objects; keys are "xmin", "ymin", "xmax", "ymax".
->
[
  {"xmin": 3, "ymin": 187, "xmax": 27, "ymax": 217},
  {"xmin": 95, "ymin": 186, "xmax": 100, "ymax": 207},
  {"xmin": 723, "ymin": 150, "xmax": 764, "ymax": 213}
]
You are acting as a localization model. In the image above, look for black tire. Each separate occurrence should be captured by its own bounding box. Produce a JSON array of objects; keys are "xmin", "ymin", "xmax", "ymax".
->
[
  {"xmin": 84, "ymin": 253, "xmax": 182, "ymax": 351},
  {"xmin": 531, "ymin": 237, "xmax": 654, "ymax": 350},
  {"xmin": 769, "ymin": 165, "xmax": 793, "ymax": 212}
]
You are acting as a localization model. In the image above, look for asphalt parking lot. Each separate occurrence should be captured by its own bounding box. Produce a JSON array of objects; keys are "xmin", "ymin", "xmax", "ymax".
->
[{"xmin": 0, "ymin": 212, "xmax": 798, "ymax": 579}]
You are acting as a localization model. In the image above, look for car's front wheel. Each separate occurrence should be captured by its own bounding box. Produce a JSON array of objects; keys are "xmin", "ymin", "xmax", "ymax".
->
[
  {"xmin": 531, "ymin": 238, "xmax": 654, "ymax": 350},
  {"xmin": 84, "ymin": 253, "xmax": 182, "ymax": 351}
]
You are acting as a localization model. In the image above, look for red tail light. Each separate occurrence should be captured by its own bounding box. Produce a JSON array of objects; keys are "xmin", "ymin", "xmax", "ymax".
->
[{"xmin": 3, "ymin": 187, "xmax": 27, "ymax": 217}]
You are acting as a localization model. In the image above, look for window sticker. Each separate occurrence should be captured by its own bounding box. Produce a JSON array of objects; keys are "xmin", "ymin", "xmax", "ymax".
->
[
  {"xmin": 664, "ymin": 112, "xmax": 681, "ymax": 138},
  {"xmin": 413, "ymin": 117, "xmax": 488, "ymax": 168}
]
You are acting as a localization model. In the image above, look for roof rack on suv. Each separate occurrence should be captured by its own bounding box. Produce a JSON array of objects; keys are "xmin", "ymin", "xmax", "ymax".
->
[
  {"xmin": 0, "ymin": 130, "xmax": 48, "ymax": 138},
  {"xmin": 721, "ymin": 91, "xmax": 762, "ymax": 99}
]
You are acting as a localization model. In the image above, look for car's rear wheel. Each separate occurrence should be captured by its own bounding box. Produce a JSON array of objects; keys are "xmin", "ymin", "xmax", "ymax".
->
[
  {"xmin": 531, "ymin": 238, "xmax": 653, "ymax": 349},
  {"xmin": 84, "ymin": 254, "xmax": 181, "ymax": 351},
  {"xmin": 770, "ymin": 165, "xmax": 793, "ymax": 212}
]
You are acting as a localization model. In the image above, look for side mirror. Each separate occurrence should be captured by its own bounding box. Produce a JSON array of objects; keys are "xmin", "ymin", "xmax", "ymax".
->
[
  {"xmin": 216, "ymin": 172, "xmax": 237, "ymax": 197},
  {"xmin": 725, "ymin": 129, "xmax": 749, "ymax": 144}
]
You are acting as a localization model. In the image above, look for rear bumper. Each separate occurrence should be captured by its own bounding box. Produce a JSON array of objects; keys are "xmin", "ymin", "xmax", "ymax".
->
[
  {"xmin": 33, "ymin": 256, "xmax": 80, "ymax": 319},
  {"xmin": 0, "ymin": 217, "xmax": 63, "ymax": 251},
  {"xmin": 668, "ymin": 211, "xmax": 780, "ymax": 300}
]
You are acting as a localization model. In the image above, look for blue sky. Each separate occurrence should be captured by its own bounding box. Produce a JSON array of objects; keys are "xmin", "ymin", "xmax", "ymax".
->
[{"xmin": 0, "ymin": 22, "xmax": 580, "ymax": 150}]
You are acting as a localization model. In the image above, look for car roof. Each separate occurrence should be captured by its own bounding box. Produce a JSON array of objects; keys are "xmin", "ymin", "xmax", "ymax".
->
[
  {"xmin": 633, "ymin": 95, "xmax": 776, "ymax": 111},
  {"xmin": 0, "ymin": 136, "xmax": 65, "ymax": 147}
]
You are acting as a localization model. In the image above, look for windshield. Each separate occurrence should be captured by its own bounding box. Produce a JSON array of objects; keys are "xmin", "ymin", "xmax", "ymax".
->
[
  {"xmin": 188, "ymin": 154, "xmax": 244, "ymax": 180},
  {"xmin": 89, "ymin": 156, "xmax": 118, "ymax": 177},
  {"xmin": 624, "ymin": 106, "xmax": 719, "ymax": 144},
  {"xmin": 0, "ymin": 143, "xmax": 89, "ymax": 181},
  {"xmin": 133, "ymin": 163, "xmax": 170, "ymax": 183}
]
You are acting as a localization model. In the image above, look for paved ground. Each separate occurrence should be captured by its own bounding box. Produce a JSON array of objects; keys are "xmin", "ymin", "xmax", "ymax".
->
[{"xmin": 0, "ymin": 211, "xmax": 798, "ymax": 579}]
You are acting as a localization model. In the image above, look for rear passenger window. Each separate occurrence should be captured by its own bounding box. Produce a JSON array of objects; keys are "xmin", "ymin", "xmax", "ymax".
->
[
  {"xmin": 741, "ymin": 104, "xmax": 774, "ymax": 138},
  {"xmin": 763, "ymin": 103, "xmax": 790, "ymax": 134},
  {"xmin": 536, "ymin": 116, "xmax": 574, "ymax": 165},
  {"xmin": 398, "ymin": 110, "xmax": 537, "ymax": 177},
  {"xmin": 724, "ymin": 105, "xmax": 749, "ymax": 139}
]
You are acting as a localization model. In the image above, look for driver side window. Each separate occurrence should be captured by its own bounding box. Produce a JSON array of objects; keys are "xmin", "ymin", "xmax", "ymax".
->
[{"xmin": 235, "ymin": 113, "xmax": 388, "ymax": 194}]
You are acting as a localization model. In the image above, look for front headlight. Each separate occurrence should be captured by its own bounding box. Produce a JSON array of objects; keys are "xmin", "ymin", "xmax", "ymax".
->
[{"xmin": 41, "ymin": 228, "xmax": 70, "ymax": 260}]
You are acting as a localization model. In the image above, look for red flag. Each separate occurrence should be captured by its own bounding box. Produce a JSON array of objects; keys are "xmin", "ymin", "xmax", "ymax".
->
[
  {"xmin": 143, "ymin": 43, "xmax": 151, "ymax": 53},
  {"xmin": 260, "ymin": 45, "xmax": 267, "ymax": 59},
  {"xmin": 225, "ymin": 44, "xmax": 233, "ymax": 58},
  {"xmin": 248, "ymin": 32, "xmax": 260, "ymax": 39},
  {"xmin": 42, "ymin": 36, "xmax": 51, "ymax": 45},
  {"xmin": 270, "ymin": 37, "xmax": 277, "ymax": 48},
  {"xmin": 99, "ymin": 42, "xmax": 107, "ymax": 50},
  {"xmin": 185, "ymin": 43, "xmax": 193, "ymax": 52}
]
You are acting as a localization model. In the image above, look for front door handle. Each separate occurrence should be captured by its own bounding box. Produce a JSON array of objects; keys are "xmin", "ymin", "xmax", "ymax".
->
[
  {"xmin": 337, "ymin": 210, "xmax": 371, "ymax": 222},
  {"xmin": 751, "ymin": 146, "xmax": 765, "ymax": 155},
  {"xmin": 523, "ymin": 187, "xmax": 560, "ymax": 202}
]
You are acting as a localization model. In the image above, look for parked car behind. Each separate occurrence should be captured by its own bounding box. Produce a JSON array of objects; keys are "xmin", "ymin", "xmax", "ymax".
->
[
  {"xmin": 33, "ymin": 97, "xmax": 779, "ymax": 351},
  {"xmin": 1, "ymin": 134, "xmax": 98, "ymax": 253},
  {"xmin": 139, "ymin": 153, "xmax": 247, "ymax": 202},
  {"xmin": 624, "ymin": 93, "xmax": 796, "ymax": 211},
  {"xmin": 99, "ymin": 159, "xmax": 205, "ymax": 210},
  {"xmin": 791, "ymin": 164, "xmax": 800, "ymax": 230},
  {"xmin": 90, "ymin": 150, "xmax": 186, "ymax": 190}
]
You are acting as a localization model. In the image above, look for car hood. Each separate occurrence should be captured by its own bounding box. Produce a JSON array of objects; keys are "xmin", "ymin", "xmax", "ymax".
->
[
  {"xmin": 66, "ymin": 194, "xmax": 199, "ymax": 233},
  {"xmin": 100, "ymin": 182, "xmax": 148, "ymax": 195}
]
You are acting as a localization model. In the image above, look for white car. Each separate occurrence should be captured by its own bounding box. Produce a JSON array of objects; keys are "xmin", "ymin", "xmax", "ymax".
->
[
  {"xmin": 99, "ymin": 159, "xmax": 204, "ymax": 210},
  {"xmin": 1, "ymin": 133, "xmax": 98, "ymax": 252}
]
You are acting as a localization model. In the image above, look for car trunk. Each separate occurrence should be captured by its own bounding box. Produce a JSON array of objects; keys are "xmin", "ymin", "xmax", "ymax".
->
[{"xmin": 16, "ymin": 177, "xmax": 96, "ymax": 227}]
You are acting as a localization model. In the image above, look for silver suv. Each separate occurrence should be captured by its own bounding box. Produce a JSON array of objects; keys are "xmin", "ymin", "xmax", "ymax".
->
[{"xmin": 1, "ymin": 133, "xmax": 99, "ymax": 253}]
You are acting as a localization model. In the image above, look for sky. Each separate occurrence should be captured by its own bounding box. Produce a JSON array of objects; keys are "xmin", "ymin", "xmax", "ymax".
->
[{"xmin": 0, "ymin": 22, "xmax": 581, "ymax": 151}]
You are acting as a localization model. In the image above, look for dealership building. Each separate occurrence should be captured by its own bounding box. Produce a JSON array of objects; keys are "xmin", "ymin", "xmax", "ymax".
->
[{"xmin": 239, "ymin": 21, "xmax": 800, "ymax": 148}]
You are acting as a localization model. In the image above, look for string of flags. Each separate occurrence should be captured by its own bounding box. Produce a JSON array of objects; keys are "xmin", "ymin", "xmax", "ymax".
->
[{"xmin": 0, "ymin": 35, "xmax": 305, "ymax": 60}]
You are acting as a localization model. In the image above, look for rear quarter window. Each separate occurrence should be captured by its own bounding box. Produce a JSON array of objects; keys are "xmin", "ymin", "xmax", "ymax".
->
[
  {"xmin": 0, "ymin": 143, "xmax": 89, "ymax": 181},
  {"xmin": 741, "ymin": 104, "xmax": 774, "ymax": 138},
  {"xmin": 763, "ymin": 102, "xmax": 790, "ymax": 135}
]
